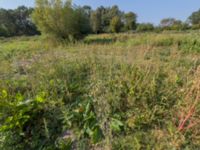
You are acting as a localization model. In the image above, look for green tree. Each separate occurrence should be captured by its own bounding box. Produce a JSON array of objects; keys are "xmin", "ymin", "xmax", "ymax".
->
[
  {"xmin": 191, "ymin": 24, "xmax": 200, "ymax": 30},
  {"xmin": 110, "ymin": 16, "xmax": 122, "ymax": 33},
  {"xmin": 124, "ymin": 12, "xmax": 137, "ymax": 31},
  {"xmin": 0, "ymin": 8, "xmax": 16, "ymax": 36},
  {"xmin": 14, "ymin": 6, "xmax": 38, "ymax": 35},
  {"xmin": 160, "ymin": 18, "xmax": 189, "ymax": 31},
  {"xmin": 0, "ymin": 6, "xmax": 38, "ymax": 37},
  {"xmin": 160, "ymin": 18, "xmax": 177, "ymax": 28},
  {"xmin": 160, "ymin": 18, "xmax": 184, "ymax": 30},
  {"xmin": 83, "ymin": 5, "xmax": 92, "ymax": 17},
  {"xmin": 90, "ymin": 5, "xmax": 124, "ymax": 33},
  {"xmin": 102, "ymin": 5, "xmax": 121, "ymax": 32},
  {"xmin": 32, "ymin": 0, "xmax": 90, "ymax": 40},
  {"xmin": 136, "ymin": 23, "xmax": 154, "ymax": 32},
  {"xmin": 90, "ymin": 11, "xmax": 102, "ymax": 34},
  {"xmin": 95, "ymin": 6, "xmax": 109, "ymax": 33},
  {"xmin": 188, "ymin": 9, "xmax": 200, "ymax": 25}
]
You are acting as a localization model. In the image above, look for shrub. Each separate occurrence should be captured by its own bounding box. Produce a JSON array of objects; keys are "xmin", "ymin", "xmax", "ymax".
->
[
  {"xmin": 0, "ymin": 25, "xmax": 9, "ymax": 37},
  {"xmin": 110, "ymin": 16, "xmax": 122, "ymax": 33},
  {"xmin": 136, "ymin": 23, "xmax": 154, "ymax": 32},
  {"xmin": 191, "ymin": 24, "xmax": 200, "ymax": 30},
  {"xmin": 32, "ymin": 0, "xmax": 90, "ymax": 41}
]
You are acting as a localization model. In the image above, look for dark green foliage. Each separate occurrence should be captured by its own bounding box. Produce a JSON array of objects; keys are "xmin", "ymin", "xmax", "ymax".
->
[
  {"xmin": 82, "ymin": 5, "xmax": 92, "ymax": 18},
  {"xmin": 0, "ymin": 6, "xmax": 39, "ymax": 37},
  {"xmin": 191, "ymin": 24, "xmax": 200, "ymax": 30},
  {"xmin": 1, "ymin": 2, "xmax": 199, "ymax": 38},
  {"xmin": 188, "ymin": 9, "xmax": 200, "ymax": 25},
  {"xmin": 159, "ymin": 18, "xmax": 189, "ymax": 31},
  {"xmin": 0, "ymin": 8, "xmax": 16, "ymax": 37},
  {"xmin": 110, "ymin": 16, "xmax": 122, "ymax": 33},
  {"xmin": 90, "ymin": 11, "xmax": 102, "ymax": 34},
  {"xmin": 101, "ymin": 5, "xmax": 123, "ymax": 33},
  {"xmin": 90, "ymin": 5, "xmax": 137, "ymax": 33},
  {"xmin": 136, "ymin": 23, "xmax": 154, "ymax": 32},
  {"xmin": 13, "ymin": 6, "xmax": 39, "ymax": 35},
  {"xmin": 124, "ymin": 12, "xmax": 137, "ymax": 31}
]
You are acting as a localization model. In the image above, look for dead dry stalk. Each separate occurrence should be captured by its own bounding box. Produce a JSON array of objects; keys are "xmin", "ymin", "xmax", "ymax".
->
[{"xmin": 178, "ymin": 66, "xmax": 200, "ymax": 131}]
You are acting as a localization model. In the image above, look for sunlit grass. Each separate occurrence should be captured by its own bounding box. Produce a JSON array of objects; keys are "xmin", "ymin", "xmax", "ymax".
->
[{"xmin": 1, "ymin": 32, "xmax": 200, "ymax": 149}]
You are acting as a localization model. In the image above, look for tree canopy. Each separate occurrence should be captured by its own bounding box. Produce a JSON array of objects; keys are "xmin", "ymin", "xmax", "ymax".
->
[
  {"xmin": 188, "ymin": 9, "xmax": 200, "ymax": 25},
  {"xmin": 32, "ymin": 0, "xmax": 90, "ymax": 40},
  {"xmin": 110, "ymin": 16, "xmax": 122, "ymax": 33},
  {"xmin": 136, "ymin": 23, "xmax": 154, "ymax": 32},
  {"xmin": 124, "ymin": 12, "xmax": 137, "ymax": 31},
  {"xmin": 1, "ymin": 1, "xmax": 200, "ymax": 38},
  {"xmin": 0, "ymin": 6, "xmax": 38, "ymax": 37}
]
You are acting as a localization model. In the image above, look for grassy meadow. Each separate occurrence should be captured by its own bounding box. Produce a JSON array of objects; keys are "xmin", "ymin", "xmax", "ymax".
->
[{"xmin": 1, "ymin": 32, "xmax": 200, "ymax": 149}]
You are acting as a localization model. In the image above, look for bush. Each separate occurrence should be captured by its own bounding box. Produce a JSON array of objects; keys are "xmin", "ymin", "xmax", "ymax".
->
[
  {"xmin": 0, "ymin": 25, "xmax": 9, "ymax": 37},
  {"xmin": 191, "ymin": 24, "xmax": 200, "ymax": 30},
  {"xmin": 110, "ymin": 16, "xmax": 122, "ymax": 33},
  {"xmin": 32, "ymin": 0, "xmax": 90, "ymax": 41},
  {"xmin": 0, "ymin": 7, "xmax": 39, "ymax": 37},
  {"xmin": 136, "ymin": 23, "xmax": 154, "ymax": 32}
]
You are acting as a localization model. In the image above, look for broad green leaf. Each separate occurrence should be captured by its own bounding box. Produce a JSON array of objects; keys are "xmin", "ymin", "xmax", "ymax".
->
[
  {"xmin": 110, "ymin": 118, "xmax": 124, "ymax": 132},
  {"xmin": 92, "ymin": 127, "xmax": 103, "ymax": 144}
]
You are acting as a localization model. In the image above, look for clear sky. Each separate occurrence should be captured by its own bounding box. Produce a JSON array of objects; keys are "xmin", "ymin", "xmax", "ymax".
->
[{"xmin": 0, "ymin": 0, "xmax": 200, "ymax": 25}]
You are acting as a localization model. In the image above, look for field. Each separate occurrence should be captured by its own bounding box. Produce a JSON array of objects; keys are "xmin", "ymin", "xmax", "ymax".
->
[{"xmin": 1, "ymin": 32, "xmax": 200, "ymax": 149}]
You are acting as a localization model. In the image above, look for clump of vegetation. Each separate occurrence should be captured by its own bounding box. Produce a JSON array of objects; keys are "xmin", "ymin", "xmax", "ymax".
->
[
  {"xmin": 32, "ymin": 0, "xmax": 91, "ymax": 40},
  {"xmin": 0, "ymin": 6, "xmax": 39, "ymax": 37},
  {"xmin": 136, "ymin": 23, "xmax": 154, "ymax": 32},
  {"xmin": 124, "ymin": 12, "xmax": 137, "ymax": 31},
  {"xmin": 188, "ymin": 9, "xmax": 200, "ymax": 25},
  {"xmin": 159, "ymin": 18, "xmax": 189, "ymax": 31},
  {"xmin": 110, "ymin": 16, "xmax": 122, "ymax": 33}
]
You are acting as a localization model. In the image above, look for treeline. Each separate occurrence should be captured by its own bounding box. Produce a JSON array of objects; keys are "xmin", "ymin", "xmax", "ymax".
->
[
  {"xmin": 89, "ymin": 6, "xmax": 200, "ymax": 32},
  {"xmin": 89, "ymin": 5, "xmax": 137, "ymax": 33},
  {"xmin": 0, "ymin": 6, "xmax": 39, "ymax": 37},
  {"xmin": 1, "ymin": 0, "xmax": 200, "ymax": 38}
]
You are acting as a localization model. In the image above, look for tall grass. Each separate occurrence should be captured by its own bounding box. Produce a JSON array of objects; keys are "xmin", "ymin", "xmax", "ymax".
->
[{"xmin": 0, "ymin": 32, "xmax": 200, "ymax": 149}]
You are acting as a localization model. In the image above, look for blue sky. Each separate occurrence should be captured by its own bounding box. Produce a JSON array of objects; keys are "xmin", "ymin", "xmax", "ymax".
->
[{"xmin": 0, "ymin": 0, "xmax": 200, "ymax": 24}]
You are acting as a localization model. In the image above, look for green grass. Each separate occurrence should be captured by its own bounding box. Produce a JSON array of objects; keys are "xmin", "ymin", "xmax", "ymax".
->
[{"xmin": 1, "ymin": 32, "xmax": 200, "ymax": 149}]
